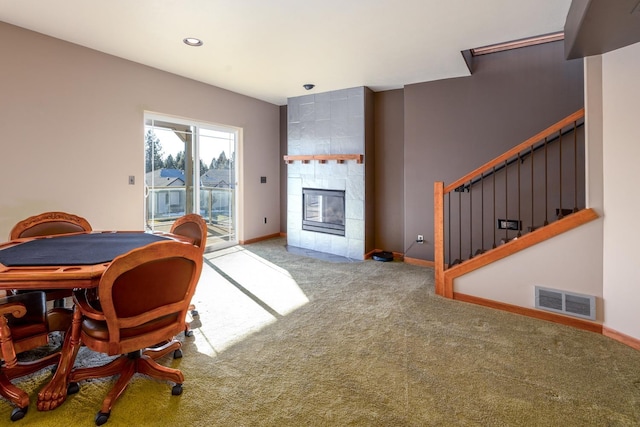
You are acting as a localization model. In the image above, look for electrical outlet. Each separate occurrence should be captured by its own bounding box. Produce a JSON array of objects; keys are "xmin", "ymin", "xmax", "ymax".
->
[{"xmin": 417, "ymin": 234, "xmax": 424, "ymax": 244}]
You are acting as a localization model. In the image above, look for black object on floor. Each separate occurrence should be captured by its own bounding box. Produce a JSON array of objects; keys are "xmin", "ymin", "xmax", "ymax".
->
[{"xmin": 372, "ymin": 251, "xmax": 394, "ymax": 262}]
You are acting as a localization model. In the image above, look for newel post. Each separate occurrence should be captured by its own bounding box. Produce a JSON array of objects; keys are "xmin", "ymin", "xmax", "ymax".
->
[{"xmin": 434, "ymin": 182, "xmax": 445, "ymax": 296}]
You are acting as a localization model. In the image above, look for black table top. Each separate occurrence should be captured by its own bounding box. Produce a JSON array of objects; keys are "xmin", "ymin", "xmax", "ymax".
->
[{"xmin": 0, "ymin": 232, "xmax": 171, "ymax": 267}]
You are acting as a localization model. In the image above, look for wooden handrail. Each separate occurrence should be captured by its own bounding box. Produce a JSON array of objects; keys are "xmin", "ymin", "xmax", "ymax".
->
[
  {"xmin": 444, "ymin": 109, "xmax": 584, "ymax": 194},
  {"xmin": 453, "ymin": 121, "xmax": 585, "ymax": 193},
  {"xmin": 434, "ymin": 108, "xmax": 588, "ymax": 298}
]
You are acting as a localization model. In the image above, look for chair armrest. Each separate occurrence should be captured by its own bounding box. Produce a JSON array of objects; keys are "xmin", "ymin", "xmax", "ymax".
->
[
  {"xmin": 0, "ymin": 292, "xmax": 46, "ymax": 325},
  {"xmin": 0, "ymin": 302, "xmax": 27, "ymax": 319},
  {"xmin": 73, "ymin": 290, "xmax": 105, "ymax": 321}
]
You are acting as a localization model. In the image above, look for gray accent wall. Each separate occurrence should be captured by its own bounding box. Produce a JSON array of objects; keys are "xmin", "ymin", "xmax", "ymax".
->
[
  {"xmin": 404, "ymin": 40, "xmax": 584, "ymax": 260},
  {"xmin": 373, "ymin": 90, "xmax": 404, "ymax": 253}
]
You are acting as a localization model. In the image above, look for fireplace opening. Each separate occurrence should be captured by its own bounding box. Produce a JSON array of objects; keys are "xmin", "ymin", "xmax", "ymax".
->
[{"xmin": 302, "ymin": 188, "xmax": 345, "ymax": 236}]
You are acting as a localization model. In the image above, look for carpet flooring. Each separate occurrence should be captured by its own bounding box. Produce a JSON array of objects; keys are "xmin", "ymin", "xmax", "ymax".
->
[{"xmin": 2, "ymin": 237, "xmax": 640, "ymax": 426}]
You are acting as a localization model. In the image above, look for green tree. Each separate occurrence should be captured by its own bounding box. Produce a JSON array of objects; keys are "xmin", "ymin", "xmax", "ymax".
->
[
  {"xmin": 199, "ymin": 159, "xmax": 207, "ymax": 176},
  {"xmin": 175, "ymin": 151, "xmax": 185, "ymax": 171},
  {"xmin": 145, "ymin": 130, "xmax": 164, "ymax": 173},
  {"xmin": 165, "ymin": 154, "xmax": 177, "ymax": 170},
  {"xmin": 214, "ymin": 151, "xmax": 229, "ymax": 169}
]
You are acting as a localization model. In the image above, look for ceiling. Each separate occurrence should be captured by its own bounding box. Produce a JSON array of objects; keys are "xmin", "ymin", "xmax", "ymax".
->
[{"xmin": 0, "ymin": 0, "xmax": 572, "ymax": 106}]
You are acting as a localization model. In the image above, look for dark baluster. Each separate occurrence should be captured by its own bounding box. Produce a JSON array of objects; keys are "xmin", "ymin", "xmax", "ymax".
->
[
  {"xmin": 458, "ymin": 189, "xmax": 462, "ymax": 263},
  {"xmin": 531, "ymin": 145, "xmax": 534, "ymax": 231},
  {"xmin": 544, "ymin": 137, "xmax": 549, "ymax": 226},
  {"xmin": 517, "ymin": 152, "xmax": 522, "ymax": 238},
  {"xmin": 504, "ymin": 160, "xmax": 508, "ymax": 243},
  {"xmin": 558, "ymin": 129, "xmax": 564, "ymax": 219},
  {"xmin": 573, "ymin": 120, "xmax": 578, "ymax": 212},
  {"xmin": 492, "ymin": 166, "xmax": 497, "ymax": 248},
  {"xmin": 481, "ymin": 172, "xmax": 485, "ymax": 254},
  {"xmin": 447, "ymin": 193, "xmax": 451, "ymax": 267},
  {"xmin": 469, "ymin": 180, "xmax": 473, "ymax": 259}
]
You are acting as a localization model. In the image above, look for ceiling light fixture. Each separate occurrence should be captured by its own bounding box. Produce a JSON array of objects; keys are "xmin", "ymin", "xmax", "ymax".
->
[
  {"xmin": 303, "ymin": 83, "xmax": 315, "ymax": 90},
  {"xmin": 183, "ymin": 37, "xmax": 203, "ymax": 47}
]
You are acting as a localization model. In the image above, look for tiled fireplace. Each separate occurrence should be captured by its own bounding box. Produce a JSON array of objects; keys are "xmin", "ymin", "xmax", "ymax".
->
[{"xmin": 286, "ymin": 87, "xmax": 373, "ymax": 260}]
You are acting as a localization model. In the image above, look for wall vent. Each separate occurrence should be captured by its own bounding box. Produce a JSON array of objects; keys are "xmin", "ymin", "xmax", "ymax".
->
[{"xmin": 535, "ymin": 286, "xmax": 596, "ymax": 320}]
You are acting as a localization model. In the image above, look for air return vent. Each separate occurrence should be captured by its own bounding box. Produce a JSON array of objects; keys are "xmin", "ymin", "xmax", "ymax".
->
[{"xmin": 535, "ymin": 286, "xmax": 596, "ymax": 320}]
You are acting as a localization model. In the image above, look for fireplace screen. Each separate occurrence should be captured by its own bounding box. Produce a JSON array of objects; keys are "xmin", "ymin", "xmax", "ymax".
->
[{"xmin": 302, "ymin": 188, "xmax": 345, "ymax": 236}]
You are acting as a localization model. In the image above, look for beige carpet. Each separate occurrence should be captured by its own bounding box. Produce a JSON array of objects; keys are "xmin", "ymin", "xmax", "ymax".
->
[{"xmin": 2, "ymin": 237, "xmax": 640, "ymax": 426}]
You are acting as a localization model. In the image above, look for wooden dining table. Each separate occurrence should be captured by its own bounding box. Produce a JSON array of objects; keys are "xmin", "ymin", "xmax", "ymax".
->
[{"xmin": 0, "ymin": 230, "xmax": 194, "ymax": 411}]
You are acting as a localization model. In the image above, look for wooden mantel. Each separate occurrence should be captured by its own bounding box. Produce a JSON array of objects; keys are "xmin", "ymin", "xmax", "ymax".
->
[{"xmin": 283, "ymin": 154, "xmax": 364, "ymax": 164}]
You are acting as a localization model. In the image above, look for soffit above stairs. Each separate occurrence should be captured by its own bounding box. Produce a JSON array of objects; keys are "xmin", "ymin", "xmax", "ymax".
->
[{"xmin": 565, "ymin": 0, "xmax": 640, "ymax": 59}]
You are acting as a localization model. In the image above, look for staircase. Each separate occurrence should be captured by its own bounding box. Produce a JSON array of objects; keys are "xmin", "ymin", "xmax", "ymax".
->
[{"xmin": 433, "ymin": 109, "xmax": 599, "ymax": 312}]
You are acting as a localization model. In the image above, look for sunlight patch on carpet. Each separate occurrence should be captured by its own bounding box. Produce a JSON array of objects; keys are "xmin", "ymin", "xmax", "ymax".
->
[
  {"xmin": 189, "ymin": 247, "xmax": 309, "ymax": 355},
  {"xmin": 207, "ymin": 247, "xmax": 309, "ymax": 316}
]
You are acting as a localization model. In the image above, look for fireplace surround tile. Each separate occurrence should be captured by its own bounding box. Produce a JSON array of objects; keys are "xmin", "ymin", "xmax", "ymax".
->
[
  {"xmin": 287, "ymin": 86, "xmax": 371, "ymax": 260},
  {"xmin": 345, "ymin": 199, "xmax": 364, "ymax": 221},
  {"xmin": 330, "ymin": 235, "xmax": 349, "ymax": 255},
  {"xmin": 345, "ymin": 218, "xmax": 364, "ymax": 240},
  {"xmin": 300, "ymin": 229, "xmax": 316, "ymax": 250}
]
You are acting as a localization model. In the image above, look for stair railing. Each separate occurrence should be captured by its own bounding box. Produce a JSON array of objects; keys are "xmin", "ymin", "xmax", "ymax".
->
[{"xmin": 434, "ymin": 109, "xmax": 586, "ymax": 297}]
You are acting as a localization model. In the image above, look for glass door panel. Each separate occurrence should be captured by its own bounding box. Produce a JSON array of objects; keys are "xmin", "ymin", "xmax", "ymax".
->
[
  {"xmin": 144, "ymin": 115, "xmax": 238, "ymax": 251},
  {"xmin": 198, "ymin": 127, "xmax": 237, "ymax": 247}
]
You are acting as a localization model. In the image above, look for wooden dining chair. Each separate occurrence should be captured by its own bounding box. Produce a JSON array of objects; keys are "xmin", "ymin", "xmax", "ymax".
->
[
  {"xmin": 67, "ymin": 241, "xmax": 203, "ymax": 426},
  {"xmin": 9, "ymin": 211, "xmax": 93, "ymax": 307},
  {"xmin": 170, "ymin": 214, "xmax": 207, "ymax": 337},
  {"xmin": 9, "ymin": 211, "xmax": 92, "ymax": 240},
  {"xmin": 0, "ymin": 292, "xmax": 72, "ymax": 421}
]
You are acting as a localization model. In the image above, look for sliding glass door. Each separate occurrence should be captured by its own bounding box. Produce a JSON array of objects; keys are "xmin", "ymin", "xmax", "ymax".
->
[{"xmin": 144, "ymin": 114, "xmax": 238, "ymax": 251}]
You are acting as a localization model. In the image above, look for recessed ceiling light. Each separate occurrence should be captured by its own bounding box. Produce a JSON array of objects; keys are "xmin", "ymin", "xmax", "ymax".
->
[{"xmin": 183, "ymin": 37, "xmax": 203, "ymax": 47}]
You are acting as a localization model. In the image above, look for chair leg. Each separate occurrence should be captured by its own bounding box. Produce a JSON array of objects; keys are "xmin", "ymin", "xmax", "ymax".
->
[
  {"xmin": 0, "ymin": 374, "xmax": 30, "ymax": 412},
  {"xmin": 69, "ymin": 350, "xmax": 184, "ymax": 421},
  {"xmin": 1, "ymin": 354, "xmax": 61, "ymax": 420},
  {"xmin": 185, "ymin": 303, "xmax": 197, "ymax": 337},
  {"xmin": 69, "ymin": 355, "xmax": 129, "ymax": 383},
  {"xmin": 189, "ymin": 303, "xmax": 198, "ymax": 318},
  {"xmin": 142, "ymin": 340, "xmax": 181, "ymax": 360},
  {"xmin": 136, "ymin": 355, "xmax": 184, "ymax": 385},
  {"xmin": 184, "ymin": 325, "xmax": 194, "ymax": 337},
  {"xmin": 4, "ymin": 353, "xmax": 60, "ymax": 381},
  {"xmin": 98, "ymin": 359, "xmax": 136, "ymax": 415}
]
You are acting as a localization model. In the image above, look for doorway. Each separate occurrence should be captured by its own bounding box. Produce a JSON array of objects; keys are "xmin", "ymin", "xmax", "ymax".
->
[{"xmin": 144, "ymin": 114, "xmax": 239, "ymax": 251}]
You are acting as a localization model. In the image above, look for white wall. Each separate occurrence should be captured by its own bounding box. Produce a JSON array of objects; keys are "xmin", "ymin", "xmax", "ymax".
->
[
  {"xmin": 0, "ymin": 22, "xmax": 280, "ymax": 241},
  {"xmin": 601, "ymin": 41, "xmax": 640, "ymax": 339},
  {"xmin": 454, "ymin": 220, "xmax": 604, "ymax": 322}
]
